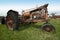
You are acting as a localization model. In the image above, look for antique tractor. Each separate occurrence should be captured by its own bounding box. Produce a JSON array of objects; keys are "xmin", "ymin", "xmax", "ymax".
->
[{"xmin": 5, "ymin": 4, "xmax": 55, "ymax": 32}]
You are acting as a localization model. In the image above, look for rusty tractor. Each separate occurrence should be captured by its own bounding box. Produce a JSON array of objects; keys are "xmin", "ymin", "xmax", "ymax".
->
[{"xmin": 4, "ymin": 4, "xmax": 55, "ymax": 32}]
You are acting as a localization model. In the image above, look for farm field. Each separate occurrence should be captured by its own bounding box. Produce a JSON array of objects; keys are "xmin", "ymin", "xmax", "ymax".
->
[{"xmin": 0, "ymin": 19, "xmax": 60, "ymax": 40}]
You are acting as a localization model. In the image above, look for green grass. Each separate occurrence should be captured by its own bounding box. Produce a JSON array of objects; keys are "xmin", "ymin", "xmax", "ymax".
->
[{"xmin": 0, "ymin": 19, "xmax": 60, "ymax": 40}]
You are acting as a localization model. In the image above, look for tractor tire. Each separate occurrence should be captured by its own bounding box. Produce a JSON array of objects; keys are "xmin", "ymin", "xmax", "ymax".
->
[
  {"xmin": 1, "ymin": 17, "xmax": 5, "ymax": 24},
  {"xmin": 41, "ymin": 23, "xmax": 55, "ymax": 32},
  {"xmin": 6, "ymin": 10, "xmax": 19, "ymax": 30}
]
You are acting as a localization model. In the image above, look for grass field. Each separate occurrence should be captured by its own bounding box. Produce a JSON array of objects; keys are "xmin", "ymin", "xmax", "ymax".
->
[{"xmin": 0, "ymin": 19, "xmax": 60, "ymax": 40}]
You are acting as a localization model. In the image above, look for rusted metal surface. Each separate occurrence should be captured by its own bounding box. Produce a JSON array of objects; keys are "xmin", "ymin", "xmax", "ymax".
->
[{"xmin": 20, "ymin": 4, "xmax": 49, "ymax": 23}]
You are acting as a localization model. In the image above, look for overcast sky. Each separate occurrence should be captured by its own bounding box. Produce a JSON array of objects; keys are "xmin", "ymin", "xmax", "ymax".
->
[{"xmin": 0, "ymin": 0, "xmax": 60, "ymax": 16}]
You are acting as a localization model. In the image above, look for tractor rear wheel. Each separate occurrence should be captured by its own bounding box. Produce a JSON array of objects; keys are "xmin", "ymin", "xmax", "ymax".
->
[{"xmin": 6, "ymin": 10, "xmax": 19, "ymax": 30}]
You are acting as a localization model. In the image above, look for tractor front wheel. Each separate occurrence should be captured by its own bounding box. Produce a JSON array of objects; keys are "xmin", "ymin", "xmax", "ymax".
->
[{"xmin": 41, "ymin": 23, "xmax": 55, "ymax": 32}]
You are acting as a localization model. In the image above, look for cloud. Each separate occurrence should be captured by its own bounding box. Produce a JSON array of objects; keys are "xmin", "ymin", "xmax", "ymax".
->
[
  {"xmin": 0, "ymin": 4, "xmax": 37, "ymax": 16},
  {"xmin": 0, "ymin": 4, "xmax": 60, "ymax": 16},
  {"xmin": 48, "ymin": 4, "xmax": 60, "ymax": 12},
  {"xmin": 48, "ymin": 4, "xmax": 60, "ymax": 15}
]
